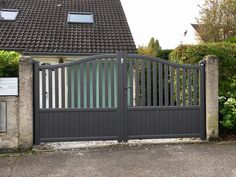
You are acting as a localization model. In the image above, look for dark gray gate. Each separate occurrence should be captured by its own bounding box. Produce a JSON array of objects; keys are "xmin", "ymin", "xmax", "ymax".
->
[{"xmin": 34, "ymin": 52, "xmax": 205, "ymax": 144}]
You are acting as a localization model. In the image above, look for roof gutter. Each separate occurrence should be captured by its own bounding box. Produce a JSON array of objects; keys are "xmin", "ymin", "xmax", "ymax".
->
[
  {"xmin": 23, "ymin": 51, "xmax": 104, "ymax": 56},
  {"xmin": 0, "ymin": 48, "xmax": 26, "ymax": 52},
  {"xmin": 1, "ymin": 48, "xmax": 102, "ymax": 56},
  {"xmin": 0, "ymin": 48, "xmax": 137, "ymax": 56}
]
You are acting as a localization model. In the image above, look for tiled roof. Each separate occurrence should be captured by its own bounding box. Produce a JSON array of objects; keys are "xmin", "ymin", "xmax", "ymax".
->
[
  {"xmin": 191, "ymin": 24, "xmax": 205, "ymax": 42},
  {"xmin": 0, "ymin": 0, "xmax": 137, "ymax": 55}
]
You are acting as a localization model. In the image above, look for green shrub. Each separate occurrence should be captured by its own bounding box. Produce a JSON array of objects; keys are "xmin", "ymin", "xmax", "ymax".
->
[
  {"xmin": 0, "ymin": 50, "xmax": 20, "ymax": 77},
  {"xmin": 225, "ymin": 36, "xmax": 236, "ymax": 43},
  {"xmin": 170, "ymin": 43, "xmax": 236, "ymax": 130},
  {"xmin": 220, "ymin": 97, "xmax": 236, "ymax": 130},
  {"xmin": 156, "ymin": 49, "xmax": 173, "ymax": 60},
  {"xmin": 169, "ymin": 43, "xmax": 236, "ymax": 96}
]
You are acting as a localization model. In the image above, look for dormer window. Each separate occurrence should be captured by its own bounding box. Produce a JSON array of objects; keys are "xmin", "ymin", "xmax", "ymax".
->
[
  {"xmin": 67, "ymin": 12, "xmax": 94, "ymax": 24},
  {"xmin": 0, "ymin": 9, "xmax": 19, "ymax": 21}
]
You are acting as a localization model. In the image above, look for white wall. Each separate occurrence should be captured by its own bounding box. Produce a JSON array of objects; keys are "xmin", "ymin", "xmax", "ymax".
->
[{"xmin": 32, "ymin": 56, "xmax": 86, "ymax": 65}]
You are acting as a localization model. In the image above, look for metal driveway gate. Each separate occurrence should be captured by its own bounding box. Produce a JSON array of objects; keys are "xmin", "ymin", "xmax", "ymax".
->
[{"xmin": 34, "ymin": 52, "xmax": 205, "ymax": 144}]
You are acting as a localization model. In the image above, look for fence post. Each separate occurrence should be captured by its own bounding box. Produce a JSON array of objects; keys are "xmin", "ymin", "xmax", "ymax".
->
[
  {"xmin": 18, "ymin": 56, "xmax": 34, "ymax": 148},
  {"xmin": 204, "ymin": 55, "xmax": 219, "ymax": 140},
  {"xmin": 33, "ymin": 61, "xmax": 40, "ymax": 145}
]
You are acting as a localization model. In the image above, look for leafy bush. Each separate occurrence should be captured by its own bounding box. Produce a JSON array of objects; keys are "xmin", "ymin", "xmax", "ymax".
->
[
  {"xmin": 169, "ymin": 43, "xmax": 236, "ymax": 96},
  {"xmin": 225, "ymin": 36, "xmax": 236, "ymax": 43},
  {"xmin": 220, "ymin": 98, "xmax": 236, "ymax": 130},
  {"xmin": 170, "ymin": 43, "xmax": 236, "ymax": 130},
  {"xmin": 0, "ymin": 50, "xmax": 20, "ymax": 77},
  {"xmin": 156, "ymin": 49, "xmax": 173, "ymax": 60}
]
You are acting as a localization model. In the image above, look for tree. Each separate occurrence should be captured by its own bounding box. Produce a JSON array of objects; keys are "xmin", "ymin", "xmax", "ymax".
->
[
  {"xmin": 196, "ymin": 0, "xmax": 236, "ymax": 42},
  {"xmin": 137, "ymin": 37, "xmax": 161, "ymax": 57},
  {"xmin": 148, "ymin": 37, "xmax": 161, "ymax": 56}
]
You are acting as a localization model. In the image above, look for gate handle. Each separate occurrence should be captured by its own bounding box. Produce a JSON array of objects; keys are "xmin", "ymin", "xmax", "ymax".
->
[{"xmin": 125, "ymin": 86, "xmax": 132, "ymax": 89}]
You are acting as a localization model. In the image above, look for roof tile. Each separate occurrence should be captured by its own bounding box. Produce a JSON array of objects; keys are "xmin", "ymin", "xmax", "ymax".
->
[{"xmin": 0, "ymin": 0, "xmax": 136, "ymax": 54}]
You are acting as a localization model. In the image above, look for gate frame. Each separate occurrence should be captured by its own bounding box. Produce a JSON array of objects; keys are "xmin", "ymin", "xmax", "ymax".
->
[
  {"xmin": 33, "ymin": 60, "xmax": 40, "ymax": 145},
  {"xmin": 33, "ymin": 52, "xmax": 206, "ymax": 145},
  {"xmin": 121, "ymin": 52, "xmax": 206, "ymax": 141}
]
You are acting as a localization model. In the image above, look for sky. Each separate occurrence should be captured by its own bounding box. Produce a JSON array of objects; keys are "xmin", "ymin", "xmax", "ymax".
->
[{"xmin": 120, "ymin": 0, "xmax": 205, "ymax": 49}]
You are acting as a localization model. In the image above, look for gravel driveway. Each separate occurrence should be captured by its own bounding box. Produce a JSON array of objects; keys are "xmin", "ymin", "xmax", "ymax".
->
[{"xmin": 0, "ymin": 142, "xmax": 236, "ymax": 177}]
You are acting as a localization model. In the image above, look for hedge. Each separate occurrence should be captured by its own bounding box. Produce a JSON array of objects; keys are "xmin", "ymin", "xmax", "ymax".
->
[
  {"xmin": 169, "ymin": 43, "xmax": 236, "ymax": 96},
  {"xmin": 156, "ymin": 49, "xmax": 173, "ymax": 60},
  {"xmin": 0, "ymin": 50, "xmax": 20, "ymax": 77},
  {"xmin": 170, "ymin": 43, "xmax": 236, "ymax": 130}
]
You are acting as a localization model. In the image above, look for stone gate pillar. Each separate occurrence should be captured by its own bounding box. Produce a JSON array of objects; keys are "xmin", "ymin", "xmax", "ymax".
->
[
  {"xmin": 204, "ymin": 55, "xmax": 219, "ymax": 140},
  {"xmin": 18, "ymin": 56, "xmax": 34, "ymax": 148}
]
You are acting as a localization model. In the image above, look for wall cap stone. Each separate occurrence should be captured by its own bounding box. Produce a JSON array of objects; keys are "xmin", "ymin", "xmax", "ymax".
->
[
  {"xmin": 20, "ymin": 56, "xmax": 33, "ymax": 64},
  {"xmin": 203, "ymin": 55, "xmax": 219, "ymax": 63}
]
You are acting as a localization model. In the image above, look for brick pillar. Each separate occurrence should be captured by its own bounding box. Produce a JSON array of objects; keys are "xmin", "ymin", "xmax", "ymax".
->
[
  {"xmin": 18, "ymin": 56, "xmax": 34, "ymax": 148},
  {"xmin": 204, "ymin": 55, "xmax": 219, "ymax": 140}
]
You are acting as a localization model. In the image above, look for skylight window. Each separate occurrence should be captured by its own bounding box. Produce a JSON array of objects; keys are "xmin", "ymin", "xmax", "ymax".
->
[
  {"xmin": 68, "ymin": 12, "xmax": 94, "ymax": 24},
  {"xmin": 0, "ymin": 9, "xmax": 19, "ymax": 21}
]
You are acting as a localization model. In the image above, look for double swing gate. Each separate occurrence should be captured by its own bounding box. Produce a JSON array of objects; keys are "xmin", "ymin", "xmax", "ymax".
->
[{"xmin": 34, "ymin": 52, "xmax": 206, "ymax": 144}]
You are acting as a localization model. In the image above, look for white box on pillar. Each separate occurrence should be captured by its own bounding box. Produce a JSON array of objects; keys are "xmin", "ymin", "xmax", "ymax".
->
[{"xmin": 0, "ymin": 78, "xmax": 18, "ymax": 96}]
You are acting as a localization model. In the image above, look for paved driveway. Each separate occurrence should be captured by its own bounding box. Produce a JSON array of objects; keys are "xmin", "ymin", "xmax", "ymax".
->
[{"xmin": 1, "ymin": 142, "xmax": 236, "ymax": 177}]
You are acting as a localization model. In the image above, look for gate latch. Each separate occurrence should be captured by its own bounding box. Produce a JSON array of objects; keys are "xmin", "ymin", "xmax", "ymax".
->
[
  {"xmin": 125, "ymin": 86, "xmax": 132, "ymax": 89},
  {"xmin": 124, "ymin": 86, "xmax": 132, "ymax": 95}
]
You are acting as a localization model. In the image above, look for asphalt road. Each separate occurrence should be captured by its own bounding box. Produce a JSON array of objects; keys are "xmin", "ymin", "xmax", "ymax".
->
[{"xmin": 1, "ymin": 142, "xmax": 236, "ymax": 177}]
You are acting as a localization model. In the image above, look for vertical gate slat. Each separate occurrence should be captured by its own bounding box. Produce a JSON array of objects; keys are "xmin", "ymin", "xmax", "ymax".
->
[
  {"xmin": 104, "ymin": 60, "xmax": 108, "ymax": 107},
  {"xmin": 147, "ymin": 60, "xmax": 151, "ymax": 106},
  {"xmin": 74, "ymin": 65, "xmax": 78, "ymax": 108},
  {"xmin": 61, "ymin": 67, "xmax": 65, "ymax": 108},
  {"xmin": 141, "ymin": 60, "xmax": 146, "ymax": 106},
  {"xmin": 86, "ymin": 62, "xmax": 90, "ymax": 108},
  {"xmin": 42, "ymin": 69, "xmax": 46, "ymax": 108},
  {"xmin": 158, "ymin": 63, "xmax": 163, "ymax": 106},
  {"xmin": 182, "ymin": 68, "xmax": 186, "ymax": 106},
  {"xmin": 176, "ymin": 68, "xmax": 180, "ymax": 106},
  {"xmin": 193, "ymin": 69, "xmax": 198, "ymax": 105},
  {"xmin": 55, "ymin": 68, "xmax": 59, "ymax": 108},
  {"xmin": 135, "ymin": 60, "xmax": 140, "ymax": 106},
  {"xmin": 129, "ymin": 59, "xmax": 134, "ymax": 107},
  {"xmin": 67, "ymin": 67, "xmax": 71, "ymax": 108},
  {"xmin": 111, "ymin": 59, "xmax": 114, "ymax": 107},
  {"xmin": 188, "ymin": 69, "xmax": 192, "ymax": 105},
  {"xmin": 164, "ymin": 65, "xmax": 169, "ymax": 106},
  {"xmin": 153, "ymin": 62, "xmax": 157, "ymax": 106},
  {"xmin": 80, "ymin": 64, "xmax": 84, "ymax": 108},
  {"xmin": 48, "ymin": 69, "xmax": 53, "ymax": 108},
  {"xmin": 92, "ymin": 61, "xmax": 97, "ymax": 108},
  {"xmin": 99, "ymin": 61, "xmax": 103, "ymax": 107},
  {"xmin": 170, "ymin": 66, "xmax": 174, "ymax": 106}
]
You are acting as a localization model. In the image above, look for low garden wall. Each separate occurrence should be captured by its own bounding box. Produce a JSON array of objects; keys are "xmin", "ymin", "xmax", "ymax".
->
[
  {"xmin": 0, "ymin": 96, "xmax": 18, "ymax": 148},
  {"xmin": 0, "ymin": 57, "xmax": 33, "ymax": 149}
]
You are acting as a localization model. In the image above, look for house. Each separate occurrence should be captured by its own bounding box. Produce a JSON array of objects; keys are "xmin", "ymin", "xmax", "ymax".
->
[
  {"xmin": 0, "ymin": 0, "xmax": 136, "ymax": 64},
  {"xmin": 191, "ymin": 24, "xmax": 205, "ymax": 42},
  {"xmin": 177, "ymin": 24, "xmax": 199, "ymax": 46}
]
